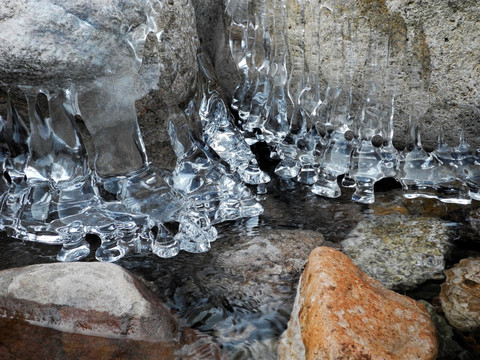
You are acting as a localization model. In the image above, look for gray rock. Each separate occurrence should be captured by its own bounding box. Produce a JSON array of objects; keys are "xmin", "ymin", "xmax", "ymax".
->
[
  {"xmin": 192, "ymin": 0, "xmax": 241, "ymax": 103},
  {"xmin": 0, "ymin": 262, "xmax": 178, "ymax": 340},
  {"xmin": 0, "ymin": 0, "xmax": 153, "ymax": 89},
  {"xmin": 341, "ymin": 214, "xmax": 451, "ymax": 290},
  {"xmin": 0, "ymin": 0, "xmax": 200, "ymax": 170},
  {"xmin": 0, "ymin": 262, "xmax": 224, "ymax": 359}
]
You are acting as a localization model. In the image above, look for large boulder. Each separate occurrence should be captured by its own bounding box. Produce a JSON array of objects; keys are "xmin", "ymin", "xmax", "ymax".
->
[
  {"xmin": 440, "ymin": 257, "xmax": 480, "ymax": 332},
  {"xmin": 277, "ymin": 246, "xmax": 438, "ymax": 360},
  {"xmin": 0, "ymin": 0, "xmax": 200, "ymax": 170},
  {"xmin": 0, "ymin": 262, "xmax": 224, "ymax": 359}
]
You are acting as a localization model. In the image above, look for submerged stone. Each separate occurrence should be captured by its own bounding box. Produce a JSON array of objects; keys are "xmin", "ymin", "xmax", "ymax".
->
[
  {"xmin": 440, "ymin": 257, "xmax": 480, "ymax": 332},
  {"xmin": 0, "ymin": 262, "xmax": 224, "ymax": 359},
  {"xmin": 341, "ymin": 214, "xmax": 451, "ymax": 290},
  {"xmin": 278, "ymin": 246, "xmax": 438, "ymax": 360}
]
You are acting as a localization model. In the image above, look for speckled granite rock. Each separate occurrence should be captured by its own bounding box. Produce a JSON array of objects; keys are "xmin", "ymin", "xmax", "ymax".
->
[
  {"xmin": 277, "ymin": 247, "xmax": 438, "ymax": 360},
  {"xmin": 440, "ymin": 257, "xmax": 480, "ymax": 332},
  {"xmin": 341, "ymin": 214, "xmax": 451, "ymax": 290}
]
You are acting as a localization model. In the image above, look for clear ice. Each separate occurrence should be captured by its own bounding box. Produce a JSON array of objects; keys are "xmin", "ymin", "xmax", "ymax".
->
[
  {"xmin": 0, "ymin": 0, "xmax": 264, "ymax": 262},
  {"xmin": 225, "ymin": 0, "xmax": 479, "ymax": 205},
  {"xmin": 1, "ymin": 0, "xmax": 479, "ymax": 261}
]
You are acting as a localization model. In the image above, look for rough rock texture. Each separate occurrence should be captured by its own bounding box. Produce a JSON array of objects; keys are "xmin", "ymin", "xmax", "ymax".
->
[
  {"xmin": 277, "ymin": 246, "xmax": 438, "ymax": 360},
  {"xmin": 421, "ymin": 300, "xmax": 469, "ymax": 360},
  {"xmin": 285, "ymin": 0, "xmax": 480, "ymax": 150},
  {"xmin": 199, "ymin": 0, "xmax": 480, "ymax": 150},
  {"xmin": 0, "ymin": 0, "xmax": 200, "ymax": 170},
  {"xmin": 440, "ymin": 257, "xmax": 480, "ymax": 332},
  {"xmin": 0, "ymin": 262, "xmax": 224, "ymax": 359},
  {"xmin": 341, "ymin": 214, "xmax": 451, "ymax": 290},
  {"xmin": 191, "ymin": 0, "xmax": 241, "ymax": 103},
  {"xmin": 136, "ymin": 0, "xmax": 200, "ymax": 169}
]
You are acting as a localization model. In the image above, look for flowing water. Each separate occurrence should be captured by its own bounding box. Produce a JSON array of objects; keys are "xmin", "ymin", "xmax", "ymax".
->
[{"xmin": 0, "ymin": 181, "xmax": 479, "ymax": 359}]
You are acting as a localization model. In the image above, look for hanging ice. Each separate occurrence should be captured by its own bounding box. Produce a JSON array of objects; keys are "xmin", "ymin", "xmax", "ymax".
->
[
  {"xmin": 0, "ymin": 0, "xmax": 264, "ymax": 262},
  {"xmin": 224, "ymin": 0, "xmax": 479, "ymax": 205}
]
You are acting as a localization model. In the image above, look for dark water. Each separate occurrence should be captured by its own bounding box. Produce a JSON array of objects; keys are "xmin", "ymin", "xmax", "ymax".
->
[{"xmin": 0, "ymin": 183, "xmax": 479, "ymax": 359}]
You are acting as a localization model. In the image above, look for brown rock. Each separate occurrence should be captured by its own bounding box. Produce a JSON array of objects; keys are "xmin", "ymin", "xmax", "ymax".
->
[
  {"xmin": 440, "ymin": 257, "xmax": 480, "ymax": 332},
  {"xmin": 0, "ymin": 262, "xmax": 224, "ymax": 360},
  {"xmin": 278, "ymin": 247, "xmax": 438, "ymax": 360}
]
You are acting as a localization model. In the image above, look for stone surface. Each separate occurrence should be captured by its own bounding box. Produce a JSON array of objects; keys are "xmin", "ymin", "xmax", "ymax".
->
[
  {"xmin": 440, "ymin": 257, "xmax": 480, "ymax": 332},
  {"xmin": 285, "ymin": 0, "xmax": 480, "ymax": 150},
  {"xmin": 191, "ymin": 0, "xmax": 241, "ymax": 103},
  {"xmin": 277, "ymin": 246, "xmax": 438, "ymax": 360},
  {"xmin": 420, "ymin": 300, "xmax": 470, "ymax": 360},
  {"xmin": 341, "ymin": 214, "xmax": 451, "ymax": 290},
  {"xmin": 0, "ymin": 0, "xmax": 200, "ymax": 170},
  {"xmin": 0, "ymin": 262, "xmax": 224, "ymax": 359}
]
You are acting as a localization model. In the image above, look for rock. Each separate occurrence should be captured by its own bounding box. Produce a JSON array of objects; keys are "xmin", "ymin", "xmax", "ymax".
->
[
  {"xmin": 286, "ymin": 0, "xmax": 480, "ymax": 149},
  {"xmin": 341, "ymin": 214, "xmax": 451, "ymax": 290},
  {"xmin": 0, "ymin": 0, "xmax": 200, "ymax": 170},
  {"xmin": 0, "ymin": 262, "xmax": 224, "ymax": 360},
  {"xmin": 277, "ymin": 246, "xmax": 438, "ymax": 360},
  {"xmin": 191, "ymin": 0, "xmax": 241, "ymax": 103},
  {"xmin": 420, "ymin": 300, "xmax": 471, "ymax": 360},
  {"xmin": 440, "ymin": 257, "xmax": 480, "ymax": 332},
  {"xmin": 468, "ymin": 208, "xmax": 480, "ymax": 235}
]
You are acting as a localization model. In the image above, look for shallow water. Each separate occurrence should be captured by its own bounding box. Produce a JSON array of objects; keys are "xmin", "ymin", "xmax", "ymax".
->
[{"xmin": 0, "ymin": 183, "xmax": 479, "ymax": 359}]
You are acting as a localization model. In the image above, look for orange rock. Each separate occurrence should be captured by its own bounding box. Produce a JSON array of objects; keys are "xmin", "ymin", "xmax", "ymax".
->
[{"xmin": 278, "ymin": 247, "xmax": 438, "ymax": 360}]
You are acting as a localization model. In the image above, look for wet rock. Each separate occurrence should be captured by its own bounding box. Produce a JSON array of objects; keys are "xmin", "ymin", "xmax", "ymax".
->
[
  {"xmin": 277, "ymin": 247, "xmax": 438, "ymax": 360},
  {"xmin": 468, "ymin": 208, "xmax": 480, "ymax": 235},
  {"xmin": 0, "ymin": 262, "xmax": 224, "ymax": 360},
  {"xmin": 420, "ymin": 300, "xmax": 472, "ymax": 360},
  {"xmin": 341, "ymin": 214, "xmax": 451, "ymax": 290},
  {"xmin": 191, "ymin": 0, "xmax": 241, "ymax": 102},
  {"xmin": 440, "ymin": 257, "xmax": 480, "ymax": 332}
]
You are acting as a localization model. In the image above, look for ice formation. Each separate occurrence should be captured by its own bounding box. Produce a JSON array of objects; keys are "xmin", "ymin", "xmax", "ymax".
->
[
  {"xmin": 0, "ymin": 0, "xmax": 264, "ymax": 262},
  {"xmin": 0, "ymin": 0, "xmax": 479, "ymax": 262},
  {"xmin": 225, "ymin": 0, "xmax": 480, "ymax": 204}
]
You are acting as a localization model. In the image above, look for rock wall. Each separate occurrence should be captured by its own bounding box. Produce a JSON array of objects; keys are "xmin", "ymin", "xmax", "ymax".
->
[{"xmin": 198, "ymin": 0, "xmax": 480, "ymax": 150}]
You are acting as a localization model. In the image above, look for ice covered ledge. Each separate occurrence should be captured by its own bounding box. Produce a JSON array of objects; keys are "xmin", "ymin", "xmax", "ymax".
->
[{"xmin": 0, "ymin": 0, "xmax": 200, "ymax": 171}]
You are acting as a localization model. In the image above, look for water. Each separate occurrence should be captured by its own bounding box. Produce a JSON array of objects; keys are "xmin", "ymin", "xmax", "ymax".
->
[{"xmin": 1, "ymin": 184, "xmax": 478, "ymax": 359}]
